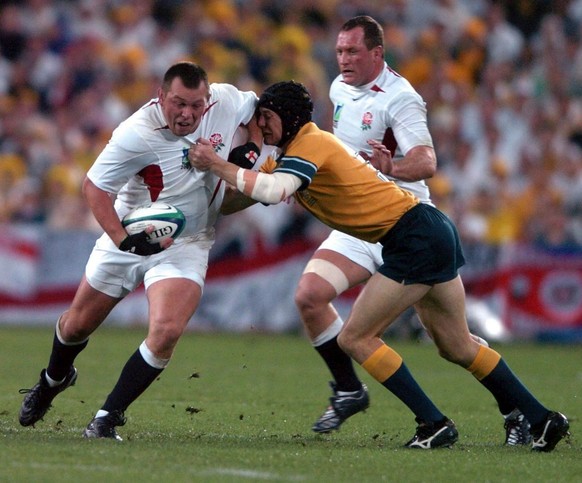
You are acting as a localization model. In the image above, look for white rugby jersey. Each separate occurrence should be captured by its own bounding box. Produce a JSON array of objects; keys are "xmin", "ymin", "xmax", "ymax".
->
[
  {"xmin": 87, "ymin": 83, "xmax": 257, "ymax": 239},
  {"xmin": 330, "ymin": 63, "xmax": 433, "ymax": 204}
]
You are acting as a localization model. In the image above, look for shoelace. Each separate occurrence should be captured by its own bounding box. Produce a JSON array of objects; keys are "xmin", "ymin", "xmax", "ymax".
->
[{"xmin": 18, "ymin": 385, "xmax": 46, "ymax": 400}]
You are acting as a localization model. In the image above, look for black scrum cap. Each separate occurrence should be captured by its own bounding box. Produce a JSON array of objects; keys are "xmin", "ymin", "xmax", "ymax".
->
[{"xmin": 257, "ymin": 81, "xmax": 313, "ymax": 147}]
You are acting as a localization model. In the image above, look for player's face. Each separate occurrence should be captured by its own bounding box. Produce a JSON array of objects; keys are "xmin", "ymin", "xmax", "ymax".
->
[
  {"xmin": 158, "ymin": 77, "xmax": 209, "ymax": 137},
  {"xmin": 336, "ymin": 27, "xmax": 383, "ymax": 86},
  {"xmin": 257, "ymin": 107, "xmax": 282, "ymax": 146}
]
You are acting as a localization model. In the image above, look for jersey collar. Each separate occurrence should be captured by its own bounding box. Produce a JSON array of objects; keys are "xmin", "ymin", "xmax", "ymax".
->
[{"xmin": 342, "ymin": 63, "xmax": 388, "ymax": 99}]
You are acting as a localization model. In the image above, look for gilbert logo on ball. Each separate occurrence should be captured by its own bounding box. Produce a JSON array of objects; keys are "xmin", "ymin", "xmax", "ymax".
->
[{"xmin": 122, "ymin": 202, "xmax": 186, "ymax": 244}]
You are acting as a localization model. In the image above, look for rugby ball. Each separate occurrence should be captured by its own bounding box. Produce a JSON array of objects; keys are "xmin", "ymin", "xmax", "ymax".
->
[{"xmin": 122, "ymin": 202, "xmax": 186, "ymax": 244}]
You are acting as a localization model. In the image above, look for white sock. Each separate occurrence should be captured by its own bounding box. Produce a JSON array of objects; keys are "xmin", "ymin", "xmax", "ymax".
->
[
  {"xmin": 311, "ymin": 317, "xmax": 344, "ymax": 347},
  {"xmin": 139, "ymin": 341, "xmax": 170, "ymax": 369},
  {"xmin": 44, "ymin": 373, "xmax": 66, "ymax": 388}
]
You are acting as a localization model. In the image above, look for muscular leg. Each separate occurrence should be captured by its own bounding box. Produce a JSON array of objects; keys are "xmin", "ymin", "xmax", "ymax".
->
[
  {"xmin": 338, "ymin": 273, "xmax": 450, "ymax": 423},
  {"xmin": 413, "ymin": 277, "xmax": 551, "ymax": 432},
  {"xmin": 47, "ymin": 276, "xmax": 121, "ymax": 382},
  {"xmin": 295, "ymin": 248, "xmax": 371, "ymax": 391},
  {"xmin": 296, "ymin": 248, "xmax": 375, "ymax": 432},
  {"xmin": 413, "ymin": 277, "xmax": 479, "ymax": 366},
  {"xmin": 98, "ymin": 277, "xmax": 202, "ymax": 414},
  {"xmin": 297, "ymin": 247, "xmax": 489, "ymax": 389},
  {"xmin": 18, "ymin": 276, "xmax": 121, "ymax": 428}
]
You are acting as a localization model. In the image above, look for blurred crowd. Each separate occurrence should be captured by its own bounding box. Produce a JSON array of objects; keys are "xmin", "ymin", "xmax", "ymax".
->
[{"xmin": 1, "ymin": 0, "xmax": 582, "ymax": 259}]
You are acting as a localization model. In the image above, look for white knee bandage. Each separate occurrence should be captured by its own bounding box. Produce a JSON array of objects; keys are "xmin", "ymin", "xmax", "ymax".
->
[
  {"xmin": 139, "ymin": 341, "xmax": 170, "ymax": 369},
  {"xmin": 311, "ymin": 316, "xmax": 344, "ymax": 347},
  {"xmin": 303, "ymin": 259, "xmax": 350, "ymax": 295}
]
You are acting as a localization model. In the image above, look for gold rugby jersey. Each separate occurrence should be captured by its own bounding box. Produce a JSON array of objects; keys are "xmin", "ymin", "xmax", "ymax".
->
[{"xmin": 260, "ymin": 122, "xmax": 419, "ymax": 243}]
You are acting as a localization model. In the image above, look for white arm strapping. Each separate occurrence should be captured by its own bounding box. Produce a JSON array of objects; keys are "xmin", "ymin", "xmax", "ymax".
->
[{"xmin": 236, "ymin": 169, "xmax": 302, "ymax": 204}]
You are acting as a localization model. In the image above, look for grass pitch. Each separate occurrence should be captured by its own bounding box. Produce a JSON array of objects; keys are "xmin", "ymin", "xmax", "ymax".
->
[{"xmin": 1, "ymin": 325, "xmax": 580, "ymax": 482}]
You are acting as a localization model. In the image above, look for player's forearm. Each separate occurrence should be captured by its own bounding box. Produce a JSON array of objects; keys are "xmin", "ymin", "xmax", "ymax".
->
[
  {"xmin": 82, "ymin": 177, "xmax": 127, "ymax": 246},
  {"xmin": 220, "ymin": 186, "xmax": 258, "ymax": 215},
  {"xmin": 190, "ymin": 141, "xmax": 300, "ymax": 204},
  {"xmin": 238, "ymin": 170, "xmax": 301, "ymax": 204},
  {"xmin": 390, "ymin": 145, "xmax": 436, "ymax": 181},
  {"xmin": 201, "ymin": 155, "xmax": 269, "ymax": 202},
  {"xmin": 206, "ymin": 154, "xmax": 241, "ymax": 186}
]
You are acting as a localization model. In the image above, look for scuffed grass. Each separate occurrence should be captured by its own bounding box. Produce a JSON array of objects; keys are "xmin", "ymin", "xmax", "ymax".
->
[{"xmin": 1, "ymin": 326, "xmax": 580, "ymax": 482}]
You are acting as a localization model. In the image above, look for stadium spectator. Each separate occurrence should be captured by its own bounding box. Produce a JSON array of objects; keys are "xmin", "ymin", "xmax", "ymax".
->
[
  {"xmin": 0, "ymin": 1, "xmax": 578, "ymax": 251},
  {"xmin": 0, "ymin": 1, "xmax": 580, "ymax": 320}
]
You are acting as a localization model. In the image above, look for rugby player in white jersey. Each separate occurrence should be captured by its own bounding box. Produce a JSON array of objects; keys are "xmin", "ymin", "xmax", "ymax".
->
[
  {"xmin": 296, "ymin": 16, "xmax": 531, "ymax": 445},
  {"xmin": 19, "ymin": 62, "xmax": 261, "ymax": 440}
]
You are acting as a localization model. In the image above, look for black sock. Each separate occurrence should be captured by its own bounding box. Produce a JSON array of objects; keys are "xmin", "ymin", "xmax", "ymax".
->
[
  {"xmin": 102, "ymin": 348, "xmax": 163, "ymax": 413},
  {"xmin": 498, "ymin": 402, "xmax": 516, "ymax": 417},
  {"xmin": 46, "ymin": 331, "xmax": 88, "ymax": 381},
  {"xmin": 315, "ymin": 336, "xmax": 362, "ymax": 392},
  {"xmin": 479, "ymin": 359, "xmax": 548, "ymax": 427},
  {"xmin": 382, "ymin": 362, "xmax": 445, "ymax": 423}
]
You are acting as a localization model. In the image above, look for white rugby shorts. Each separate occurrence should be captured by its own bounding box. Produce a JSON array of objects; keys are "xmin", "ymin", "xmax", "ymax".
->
[
  {"xmin": 318, "ymin": 230, "xmax": 383, "ymax": 274},
  {"xmin": 85, "ymin": 234, "xmax": 214, "ymax": 298}
]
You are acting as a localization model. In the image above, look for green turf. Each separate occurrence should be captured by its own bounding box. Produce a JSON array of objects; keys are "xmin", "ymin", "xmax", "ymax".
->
[{"xmin": 1, "ymin": 326, "xmax": 580, "ymax": 482}]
